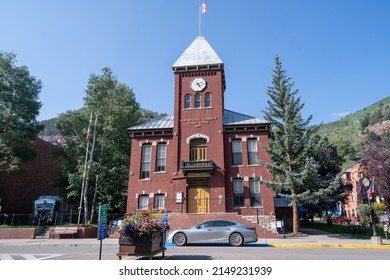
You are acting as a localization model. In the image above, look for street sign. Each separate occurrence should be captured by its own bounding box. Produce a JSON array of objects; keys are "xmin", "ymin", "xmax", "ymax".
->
[
  {"xmin": 98, "ymin": 205, "xmax": 107, "ymax": 223},
  {"xmin": 97, "ymin": 222, "xmax": 107, "ymax": 240}
]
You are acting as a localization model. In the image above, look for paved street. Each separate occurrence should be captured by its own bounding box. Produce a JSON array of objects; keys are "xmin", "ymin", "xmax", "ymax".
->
[{"xmin": 0, "ymin": 228, "xmax": 389, "ymax": 260}]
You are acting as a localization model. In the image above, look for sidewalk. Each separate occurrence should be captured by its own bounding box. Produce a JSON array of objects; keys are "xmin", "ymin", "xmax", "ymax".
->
[
  {"xmin": 265, "ymin": 228, "xmax": 390, "ymax": 249},
  {"xmin": 0, "ymin": 228, "xmax": 389, "ymax": 249}
]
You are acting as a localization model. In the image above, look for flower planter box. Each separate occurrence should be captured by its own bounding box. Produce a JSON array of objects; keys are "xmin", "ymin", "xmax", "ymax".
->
[
  {"xmin": 116, "ymin": 210, "xmax": 168, "ymax": 259},
  {"xmin": 118, "ymin": 232, "xmax": 163, "ymax": 254}
]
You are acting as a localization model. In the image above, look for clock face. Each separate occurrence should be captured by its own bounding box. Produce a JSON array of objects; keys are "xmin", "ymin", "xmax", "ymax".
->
[{"xmin": 190, "ymin": 77, "xmax": 206, "ymax": 91}]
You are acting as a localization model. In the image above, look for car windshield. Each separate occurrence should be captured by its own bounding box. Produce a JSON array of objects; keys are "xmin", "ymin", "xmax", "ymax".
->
[{"xmin": 35, "ymin": 203, "xmax": 54, "ymax": 209}]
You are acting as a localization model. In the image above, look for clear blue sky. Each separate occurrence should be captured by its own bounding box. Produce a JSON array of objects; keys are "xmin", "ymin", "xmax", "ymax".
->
[{"xmin": 2, "ymin": 0, "xmax": 389, "ymax": 125}]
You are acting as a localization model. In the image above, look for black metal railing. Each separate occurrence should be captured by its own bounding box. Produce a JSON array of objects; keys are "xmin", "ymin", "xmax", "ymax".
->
[{"xmin": 181, "ymin": 160, "xmax": 214, "ymax": 170}]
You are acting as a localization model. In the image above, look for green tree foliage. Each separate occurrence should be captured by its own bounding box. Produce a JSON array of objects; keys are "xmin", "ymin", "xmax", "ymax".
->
[
  {"xmin": 0, "ymin": 52, "xmax": 42, "ymax": 172},
  {"xmin": 56, "ymin": 68, "xmax": 141, "ymax": 222},
  {"xmin": 360, "ymin": 132, "xmax": 390, "ymax": 205},
  {"xmin": 260, "ymin": 55, "xmax": 341, "ymax": 234}
]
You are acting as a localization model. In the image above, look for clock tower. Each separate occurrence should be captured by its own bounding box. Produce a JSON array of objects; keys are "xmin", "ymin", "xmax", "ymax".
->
[{"xmin": 171, "ymin": 35, "xmax": 226, "ymax": 213}]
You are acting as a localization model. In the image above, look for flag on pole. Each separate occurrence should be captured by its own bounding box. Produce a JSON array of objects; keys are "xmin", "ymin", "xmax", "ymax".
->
[
  {"xmin": 201, "ymin": 0, "xmax": 207, "ymax": 13},
  {"xmin": 86, "ymin": 113, "xmax": 92, "ymax": 143},
  {"xmin": 367, "ymin": 178, "xmax": 375, "ymax": 200},
  {"xmin": 86, "ymin": 126, "xmax": 91, "ymax": 143}
]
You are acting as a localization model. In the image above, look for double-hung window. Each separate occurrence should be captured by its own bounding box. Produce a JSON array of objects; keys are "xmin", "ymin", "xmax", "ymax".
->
[
  {"xmin": 154, "ymin": 194, "xmax": 165, "ymax": 210},
  {"xmin": 249, "ymin": 178, "xmax": 262, "ymax": 207},
  {"xmin": 247, "ymin": 139, "xmax": 259, "ymax": 165},
  {"xmin": 140, "ymin": 144, "xmax": 151, "ymax": 179},
  {"xmin": 233, "ymin": 179, "xmax": 244, "ymax": 207},
  {"xmin": 139, "ymin": 195, "xmax": 149, "ymax": 210},
  {"xmin": 232, "ymin": 140, "xmax": 243, "ymax": 165},
  {"xmin": 156, "ymin": 143, "xmax": 167, "ymax": 172}
]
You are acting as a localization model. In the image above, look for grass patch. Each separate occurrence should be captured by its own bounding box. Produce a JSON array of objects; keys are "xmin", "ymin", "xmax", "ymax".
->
[{"xmin": 302, "ymin": 222, "xmax": 387, "ymax": 240}]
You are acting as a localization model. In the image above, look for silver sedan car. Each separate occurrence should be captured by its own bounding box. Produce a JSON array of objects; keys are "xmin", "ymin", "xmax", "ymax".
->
[{"xmin": 166, "ymin": 220, "xmax": 258, "ymax": 246}]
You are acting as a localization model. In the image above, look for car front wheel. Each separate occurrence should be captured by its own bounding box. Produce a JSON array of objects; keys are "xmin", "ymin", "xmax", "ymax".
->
[
  {"xmin": 173, "ymin": 232, "xmax": 187, "ymax": 246},
  {"xmin": 229, "ymin": 232, "xmax": 244, "ymax": 246}
]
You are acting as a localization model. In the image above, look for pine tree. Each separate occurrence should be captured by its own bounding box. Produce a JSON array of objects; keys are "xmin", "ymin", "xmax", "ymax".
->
[{"xmin": 260, "ymin": 55, "xmax": 341, "ymax": 234}]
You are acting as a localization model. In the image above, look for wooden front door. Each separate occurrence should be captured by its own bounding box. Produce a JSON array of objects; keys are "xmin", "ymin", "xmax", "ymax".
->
[{"xmin": 188, "ymin": 180, "xmax": 210, "ymax": 213}]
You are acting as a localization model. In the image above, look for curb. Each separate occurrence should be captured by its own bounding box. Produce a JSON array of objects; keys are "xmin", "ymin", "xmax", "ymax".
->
[{"xmin": 268, "ymin": 243, "xmax": 390, "ymax": 249}]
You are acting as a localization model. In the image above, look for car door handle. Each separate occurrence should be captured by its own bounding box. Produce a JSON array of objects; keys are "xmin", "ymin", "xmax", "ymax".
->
[{"xmin": 208, "ymin": 229, "xmax": 213, "ymax": 231}]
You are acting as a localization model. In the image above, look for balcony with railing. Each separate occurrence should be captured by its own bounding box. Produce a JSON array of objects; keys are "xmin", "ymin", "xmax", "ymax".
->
[{"xmin": 181, "ymin": 160, "xmax": 214, "ymax": 176}]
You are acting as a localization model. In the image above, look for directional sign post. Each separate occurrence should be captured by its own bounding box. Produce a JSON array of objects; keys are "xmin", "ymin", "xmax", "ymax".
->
[
  {"xmin": 98, "ymin": 205, "xmax": 107, "ymax": 224},
  {"xmin": 97, "ymin": 205, "xmax": 108, "ymax": 260}
]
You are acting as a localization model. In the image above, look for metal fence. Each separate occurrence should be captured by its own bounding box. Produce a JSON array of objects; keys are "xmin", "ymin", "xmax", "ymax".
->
[
  {"xmin": 0, "ymin": 212, "xmax": 125, "ymax": 227},
  {"xmin": 0, "ymin": 198, "xmax": 267, "ymax": 226}
]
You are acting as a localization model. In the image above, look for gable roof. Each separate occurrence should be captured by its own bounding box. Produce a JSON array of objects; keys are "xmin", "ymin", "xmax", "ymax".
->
[{"xmin": 172, "ymin": 35, "xmax": 223, "ymax": 68}]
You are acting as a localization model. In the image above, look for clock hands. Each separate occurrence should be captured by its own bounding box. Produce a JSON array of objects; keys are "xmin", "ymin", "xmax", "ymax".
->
[{"xmin": 191, "ymin": 78, "xmax": 206, "ymax": 91}]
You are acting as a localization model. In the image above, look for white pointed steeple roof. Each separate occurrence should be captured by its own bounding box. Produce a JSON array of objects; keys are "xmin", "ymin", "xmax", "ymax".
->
[{"xmin": 172, "ymin": 35, "xmax": 223, "ymax": 68}]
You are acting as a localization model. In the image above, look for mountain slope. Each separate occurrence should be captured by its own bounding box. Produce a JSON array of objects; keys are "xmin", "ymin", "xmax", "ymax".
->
[
  {"xmin": 38, "ymin": 108, "xmax": 166, "ymax": 145},
  {"xmin": 316, "ymin": 96, "xmax": 390, "ymax": 168}
]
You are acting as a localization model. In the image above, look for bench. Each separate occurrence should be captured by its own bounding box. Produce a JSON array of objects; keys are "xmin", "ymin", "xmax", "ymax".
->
[{"xmin": 49, "ymin": 227, "xmax": 78, "ymax": 239}]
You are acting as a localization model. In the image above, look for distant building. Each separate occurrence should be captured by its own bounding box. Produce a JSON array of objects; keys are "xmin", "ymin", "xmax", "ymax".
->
[
  {"xmin": 0, "ymin": 139, "xmax": 62, "ymax": 215},
  {"xmin": 125, "ymin": 36, "xmax": 276, "ymax": 228},
  {"xmin": 341, "ymin": 164, "xmax": 363, "ymax": 222}
]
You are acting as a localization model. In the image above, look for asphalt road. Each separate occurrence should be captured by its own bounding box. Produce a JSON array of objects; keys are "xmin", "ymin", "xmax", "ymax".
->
[{"xmin": 1, "ymin": 242, "xmax": 390, "ymax": 260}]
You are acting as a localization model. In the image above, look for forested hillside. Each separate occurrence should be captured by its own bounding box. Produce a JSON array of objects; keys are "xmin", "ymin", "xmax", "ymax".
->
[
  {"xmin": 316, "ymin": 96, "xmax": 390, "ymax": 168},
  {"xmin": 38, "ymin": 108, "xmax": 166, "ymax": 145}
]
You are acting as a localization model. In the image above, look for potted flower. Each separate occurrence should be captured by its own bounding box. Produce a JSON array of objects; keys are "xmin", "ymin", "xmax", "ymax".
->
[
  {"xmin": 117, "ymin": 211, "xmax": 167, "ymax": 255},
  {"xmin": 372, "ymin": 202, "xmax": 387, "ymax": 216}
]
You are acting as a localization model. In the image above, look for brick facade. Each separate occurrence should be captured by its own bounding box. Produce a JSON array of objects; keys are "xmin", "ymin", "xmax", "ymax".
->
[{"xmin": 0, "ymin": 139, "xmax": 62, "ymax": 214}]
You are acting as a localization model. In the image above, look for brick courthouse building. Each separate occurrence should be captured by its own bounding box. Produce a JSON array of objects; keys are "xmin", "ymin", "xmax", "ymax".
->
[{"xmin": 126, "ymin": 36, "xmax": 277, "ymax": 234}]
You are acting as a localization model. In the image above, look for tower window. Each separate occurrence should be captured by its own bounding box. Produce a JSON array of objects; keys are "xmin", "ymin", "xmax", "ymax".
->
[
  {"xmin": 205, "ymin": 92, "xmax": 212, "ymax": 107},
  {"xmin": 184, "ymin": 94, "xmax": 191, "ymax": 109},
  {"xmin": 190, "ymin": 138, "xmax": 207, "ymax": 161},
  {"xmin": 195, "ymin": 93, "xmax": 201, "ymax": 108}
]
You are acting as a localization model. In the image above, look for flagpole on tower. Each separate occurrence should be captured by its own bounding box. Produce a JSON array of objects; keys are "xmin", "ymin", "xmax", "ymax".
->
[
  {"xmin": 199, "ymin": 0, "xmax": 207, "ymax": 35},
  {"xmin": 198, "ymin": 5, "xmax": 201, "ymax": 35}
]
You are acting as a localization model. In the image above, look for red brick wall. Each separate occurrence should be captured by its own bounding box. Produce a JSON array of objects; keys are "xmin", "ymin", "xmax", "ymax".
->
[
  {"xmin": 0, "ymin": 139, "xmax": 62, "ymax": 214},
  {"xmin": 223, "ymin": 133, "xmax": 275, "ymax": 215},
  {"xmin": 0, "ymin": 228, "xmax": 37, "ymax": 239}
]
